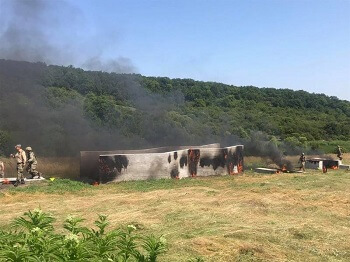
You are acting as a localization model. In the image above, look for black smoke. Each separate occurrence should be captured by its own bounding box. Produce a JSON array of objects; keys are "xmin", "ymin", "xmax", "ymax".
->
[
  {"xmin": 0, "ymin": 0, "xmax": 187, "ymax": 156},
  {"xmin": 0, "ymin": 0, "xmax": 73, "ymax": 64},
  {"xmin": 82, "ymin": 56, "xmax": 137, "ymax": 74},
  {"xmin": 0, "ymin": 60, "xmax": 146, "ymax": 156},
  {"xmin": 243, "ymin": 132, "xmax": 294, "ymax": 170},
  {"xmin": 0, "ymin": 0, "xmax": 136, "ymax": 73},
  {"xmin": 0, "ymin": 1, "xmax": 305, "ymax": 168}
]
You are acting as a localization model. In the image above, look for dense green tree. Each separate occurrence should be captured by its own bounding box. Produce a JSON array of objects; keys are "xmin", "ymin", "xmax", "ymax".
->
[{"xmin": 0, "ymin": 59, "xmax": 349, "ymax": 155}]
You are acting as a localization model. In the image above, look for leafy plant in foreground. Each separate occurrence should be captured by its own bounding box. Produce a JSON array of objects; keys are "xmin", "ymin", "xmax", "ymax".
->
[{"xmin": 0, "ymin": 209, "xmax": 167, "ymax": 261}]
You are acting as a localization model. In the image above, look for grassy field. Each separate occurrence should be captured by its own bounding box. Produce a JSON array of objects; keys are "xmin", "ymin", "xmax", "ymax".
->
[
  {"xmin": 1, "ymin": 153, "xmax": 350, "ymax": 261},
  {"xmin": 1, "ymin": 157, "xmax": 80, "ymax": 179}
]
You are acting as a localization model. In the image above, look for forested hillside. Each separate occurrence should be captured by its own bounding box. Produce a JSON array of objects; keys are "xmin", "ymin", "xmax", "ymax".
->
[{"xmin": 0, "ymin": 59, "xmax": 349, "ymax": 156}]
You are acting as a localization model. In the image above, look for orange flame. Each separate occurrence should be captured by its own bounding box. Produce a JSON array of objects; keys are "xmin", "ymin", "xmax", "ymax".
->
[
  {"xmin": 228, "ymin": 163, "xmax": 234, "ymax": 175},
  {"xmin": 2, "ymin": 179, "xmax": 10, "ymax": 185}
]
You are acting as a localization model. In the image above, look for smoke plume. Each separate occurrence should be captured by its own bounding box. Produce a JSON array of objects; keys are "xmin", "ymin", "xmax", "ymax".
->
[
  {"xmin": 0, "ymin": 0, "xmax": 187, "ymax": 156},
  {"xmin": 0, "ymin": 0, "xmax": 136, "ymax": 73},
  {"xmin": 0, "ymin": 1, "xmax": 300, "ymax": 169},
  {"xmin": 0, "ymin": 59, "xmax": 188, "ymax": 156},
  {"xmin": 0, "ymin": 0, "xmax": 69, "ymax": 64},
  {"xmin": 82, "ymin": 56, "xmax": 137, "ymax": 74},
  {"xmin": 243, "ymin": 132, "xmax": 294, "ymax": 170}
]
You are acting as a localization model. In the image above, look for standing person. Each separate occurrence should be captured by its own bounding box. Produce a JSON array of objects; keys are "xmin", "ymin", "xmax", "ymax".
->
[
  {"xmin": 25, "ymin": 147, "xmax": 42, "ymax": 179},
  {"xmin": 299, "ymin": 153, "xmax": 306, "ymax": 172},
  {"xmin": 0, "ymin": 159, "xmax": 4, "ymax": 178},
  {"xmin": 336, "ymin": 145, "xmax": 343, "ymax": 161},
  {"xmin": 10, "ymin": 144, "xmax": 27, "ymax": 187}
]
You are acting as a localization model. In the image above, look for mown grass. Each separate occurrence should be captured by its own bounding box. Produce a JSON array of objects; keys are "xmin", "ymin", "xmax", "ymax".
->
[
  {"xmin": 0, "ymin": 158, "xmax": 349, "ymax": 261},
  {"xmin": 2, "ymin": 168, "xmax": 350, "ymax": 195},
  {"xmin": 1, "ymin": 179, "xmax": 93, "ymax": 195}
]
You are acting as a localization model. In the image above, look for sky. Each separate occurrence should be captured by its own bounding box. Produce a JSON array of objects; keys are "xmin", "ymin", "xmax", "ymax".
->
[{"xmin": 1, "ymin": 0, "xmax": 349, "ymax": 100}]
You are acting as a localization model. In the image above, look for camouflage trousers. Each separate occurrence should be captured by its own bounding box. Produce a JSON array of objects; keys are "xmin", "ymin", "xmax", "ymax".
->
[
  {"xmin": 26, "ymin": 163, "xmax": 40, "ymax": 177},
  {"xmin": 17, "ymin": 163, "xmax": 25, "ymax": 180}
]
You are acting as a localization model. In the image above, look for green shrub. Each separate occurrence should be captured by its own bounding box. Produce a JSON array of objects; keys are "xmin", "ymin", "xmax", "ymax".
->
[{"xmin": 0, "ymin": 209, "xmax": 167, "ymax": 261}]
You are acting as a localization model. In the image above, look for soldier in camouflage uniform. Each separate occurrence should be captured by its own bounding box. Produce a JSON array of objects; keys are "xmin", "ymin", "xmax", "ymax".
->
[
  {"xmin": 25, "ymin": 147, "xmax": 42, "ymax": 179},
  {"xmin": 336, "ymin": 145, "xmax": 343, "ymax": 161},
  {"xmin": 299, "ymin": 153, "xmax": 306, "ymax": 172},
  {"xmin": 0, "ymin": 159, "xmax": 4, "ymax": 178},
  {"xmin": 10, "ymin": 144, "xmax": 27, "ymax": 186}
]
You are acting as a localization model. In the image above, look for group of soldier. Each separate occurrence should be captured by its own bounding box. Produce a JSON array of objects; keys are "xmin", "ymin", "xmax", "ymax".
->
[
  {"xmin": 298, "ymin": 145, "xmax": 344, "ymax": 172},
  {"xmin": 1, "ymin": 144, "xmax": 42, "ymax": 187}
]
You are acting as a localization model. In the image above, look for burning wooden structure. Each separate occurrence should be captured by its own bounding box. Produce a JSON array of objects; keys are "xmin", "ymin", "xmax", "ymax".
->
[
  {"xmin": 306, "ymin": 158, "xmax": 340, "ymax": 172},
  {"xmin": 254, "ymin": 157, "xmax": 342, "ymax": 175},
  {"xmin": 80, "ymin": 144, "xmax": 244, "ymax": 183}
]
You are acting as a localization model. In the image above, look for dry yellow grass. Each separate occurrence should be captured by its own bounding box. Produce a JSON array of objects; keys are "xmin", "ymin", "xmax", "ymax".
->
[
  {"xmin": 1, "ymin": 157, "xmax": 80, "ymax": 178},
  {"xmin": 341, "ymin": 152, "xmax": 350, "ymax": 162},
  {"xmin": 1, "ymin": 154, "xmax": 350, "ymax": 261}
]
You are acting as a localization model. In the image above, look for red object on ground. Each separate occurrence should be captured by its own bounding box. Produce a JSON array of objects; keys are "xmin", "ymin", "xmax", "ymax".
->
[{"xmin": 2, "ymin": 179, "xmax": 11, "ymax": 185}]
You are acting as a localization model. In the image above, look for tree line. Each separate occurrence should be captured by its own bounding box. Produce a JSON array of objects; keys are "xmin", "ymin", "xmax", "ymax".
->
[{"xmin": 0, "ymin": 60, "xmax": 349, "ymax": 156}]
